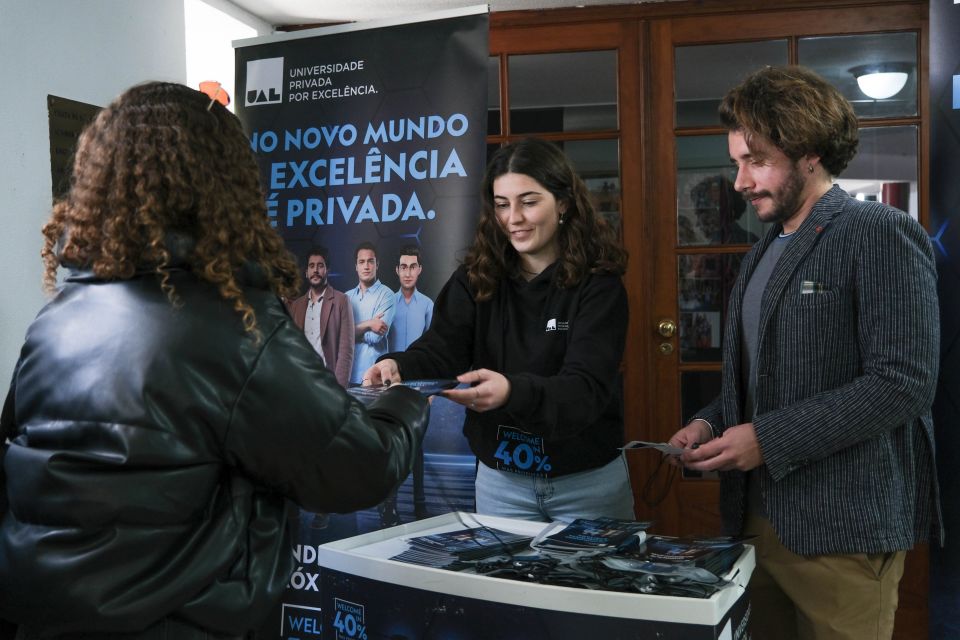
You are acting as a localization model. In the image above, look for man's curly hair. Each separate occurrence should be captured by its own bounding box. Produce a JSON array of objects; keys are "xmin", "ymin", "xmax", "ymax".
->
[
  {"xmin": 719, "ymin": 65, "xmax": 859, "ymax": 176},
  {"xmin": 465, "ymin": 137, "xmax": 627, "ymax": 301},
  {"xmin": 41, "ymin": 81, "xmax": 300, "ymax": 338}
]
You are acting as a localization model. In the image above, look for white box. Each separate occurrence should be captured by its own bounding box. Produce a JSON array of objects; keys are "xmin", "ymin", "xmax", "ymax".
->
[{"xmin": 282, "ymin": 513, "xmax": 753, "ymax": 640}]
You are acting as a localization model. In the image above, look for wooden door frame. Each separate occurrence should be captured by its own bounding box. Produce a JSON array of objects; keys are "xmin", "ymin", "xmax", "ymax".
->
[
  {"xmin": 641, "ymin": 0, "xmax": 930, "ymax": 528},
  {"xmin": 488, "ymin": 4, "xmax": 930, "ymax": 638},
  {"xmin": 642, "ymin": 5, "xmax": 930, "ymax": 638}
]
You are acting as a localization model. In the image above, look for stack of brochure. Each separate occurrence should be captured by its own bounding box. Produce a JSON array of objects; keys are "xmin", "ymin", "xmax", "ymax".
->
[
  {"xmin": 390, "ymin": 527, "xmax": 534, "ymax": 569},
  {"xmin": 531, "ymin": 517, "xmax": 652, "ymax": 556},
  {"xmin": 638, "ymin": 535, "xmax": 746, "ymax": 577}
]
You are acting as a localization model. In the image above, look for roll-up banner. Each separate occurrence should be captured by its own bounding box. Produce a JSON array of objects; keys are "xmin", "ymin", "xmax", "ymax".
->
[
  {"xmin": 930, "ymin": 1, "xmax": 960, "ymax": 636},
  {"xmin": 234, "ymin": 8, "xmax": 488, "ymax": 630}
]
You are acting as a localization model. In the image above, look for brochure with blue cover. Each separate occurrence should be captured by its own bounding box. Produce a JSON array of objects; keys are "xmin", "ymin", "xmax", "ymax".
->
[
  {"xmin": 532, "ymin": 517, "xmax": 652, "ymax": 554},
  {"xmin": 391, "ymin": 527, "xmax": 534, "ymax": 567},
  {"xmin": 347, "ymin": 379, "xmax": 459, "ymax": 404}
]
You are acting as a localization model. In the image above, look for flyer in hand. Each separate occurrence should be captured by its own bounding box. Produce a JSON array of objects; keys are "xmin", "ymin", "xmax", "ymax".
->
[
  {"xmin": 347, "ymin": 379, "xmax": 459, "ymax": 404},
  {"xmin": 620, "ymin": 440, "xmax": 687, "ymax": 456}
]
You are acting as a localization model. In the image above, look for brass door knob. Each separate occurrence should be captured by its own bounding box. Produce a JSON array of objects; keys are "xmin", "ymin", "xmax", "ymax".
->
[{"xmin": 657, "ymin": 319, "xmax": 677, "ymax": 338}]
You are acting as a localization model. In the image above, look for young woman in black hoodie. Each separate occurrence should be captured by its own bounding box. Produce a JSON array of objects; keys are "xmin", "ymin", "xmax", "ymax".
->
[{"xmin": 365, "ymin": 138, "xmax": 632, "ymax": 523}]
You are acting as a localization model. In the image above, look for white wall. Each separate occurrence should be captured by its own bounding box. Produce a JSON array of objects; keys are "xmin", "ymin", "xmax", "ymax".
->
[
  {"xmin": 185, "ymin": 0, "xmax": 262, "ymax": 114},
  {"xmin": 0, "ymin": 0, "xmax": 187, "ymax": 382}
]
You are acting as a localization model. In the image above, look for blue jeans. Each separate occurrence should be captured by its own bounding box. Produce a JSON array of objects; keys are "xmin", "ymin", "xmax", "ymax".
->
[{"xmin": 474, "ymin": 454, "xmax": 635, "ymax": 523}]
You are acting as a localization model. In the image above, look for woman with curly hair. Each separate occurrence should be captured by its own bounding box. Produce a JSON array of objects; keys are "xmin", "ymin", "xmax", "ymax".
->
[
  {"xmin": 0, "ymin": 82, "xmax": 428, "ymax": 639},
  {"xmin": 365, "ymin": 137, "xmax": 632, "ymax": 522}
]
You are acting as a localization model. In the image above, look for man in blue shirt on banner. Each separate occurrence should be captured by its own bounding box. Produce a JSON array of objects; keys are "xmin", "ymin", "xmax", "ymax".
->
[
  {"xmin": 347, "ymin": 241, "xmax": 396, "ymax": 387},
  {"xmin": 389, "ymin": 245, "xmax": 434, "ymax": 353},
  {"xmin": 348, "ymin": 243, "xmax": 399, "ymax": 525}
]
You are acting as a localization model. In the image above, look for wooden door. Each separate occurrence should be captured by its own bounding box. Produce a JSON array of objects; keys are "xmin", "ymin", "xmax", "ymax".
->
[
  {"xmin": 488, "ymin": 4, "xmax": 930, "ymax": 637},
  {"xmin": 638, "ymin": 5, "xmax": 930, "ymax": 638}
]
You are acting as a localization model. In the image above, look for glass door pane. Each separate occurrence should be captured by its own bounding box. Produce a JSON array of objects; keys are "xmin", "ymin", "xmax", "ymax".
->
[
  {"xmin": 560, "ymin": 138, "xmax": 621, "ymax": 232},
  {"xmin": 839, "ymin": 126, "xmax": 919, "ymax": 218},
  {"xmin": 676, "ymin": 135, "xmax": 768, "ymax": 246},
  {"xmin": 678, "ymin": 253, "xmax": 742, "ymax": 363},
  {"xmin": 487, "ymin": 56, "xmax": 501, "ymax": 135},
  {"xmin": 799, "ymin": 32, "xmax": 918, "ymax": 119},
  {"xmin": 508, "ymin": 50, "xmax": 618, "ymax": 133},
  {"xmin": 674, "ymin": 40, "xmax": 788, "ymax": 127}
]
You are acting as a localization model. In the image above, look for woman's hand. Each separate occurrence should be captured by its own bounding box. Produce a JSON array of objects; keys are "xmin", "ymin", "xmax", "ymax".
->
[
  {"xmin": 362, "ymin": 359, "xmax": 401, "ymax": 386},
  {"xmin": 442, "ymin": 368, "xmax": 510, "ymax": 412}
]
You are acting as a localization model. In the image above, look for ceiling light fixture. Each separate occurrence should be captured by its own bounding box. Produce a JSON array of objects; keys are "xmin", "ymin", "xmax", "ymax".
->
[{"xmin": 849, "ymin": 63, "xmax": 911, "ymax": 100}]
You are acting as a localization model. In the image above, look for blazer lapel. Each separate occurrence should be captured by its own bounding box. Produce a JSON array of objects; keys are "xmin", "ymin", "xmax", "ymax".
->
[
  {"xmin": 719, "ymin": 186, "xmax": 845, "ymax": 423},
  {"xmin": 756, "ymin": 186, "xmax": 845, "ymax": 340},
  {"xmin": 290, "ymin": 295, "xmax": 308, "ymax": 329},
  {"xmin": 720, "ymin": 226, "xmax": 775, "ymax": 422},
  {"xmin": 319, "ymin": 287, "xmax": 333, "ymax": 339}
]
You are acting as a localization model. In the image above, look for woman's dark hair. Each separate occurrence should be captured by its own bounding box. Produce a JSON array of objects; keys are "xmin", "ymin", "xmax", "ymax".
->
[
  {"xmin": 41, "ymin": 81, "xmax": 300, "ymax": 338},
  {"xmin": 464, "ymin": 138, "xmax": 627, "ymax": 301},
  {"xmin": 719, "ymin": 65, "xmax": 859, "ymax": 176}
]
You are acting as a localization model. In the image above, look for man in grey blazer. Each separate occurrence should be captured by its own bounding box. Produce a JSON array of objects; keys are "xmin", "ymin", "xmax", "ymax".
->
[
  {"xmin": 286, "ymin": 246, "xmax": 355, "ymax": 388},
  {"xmin": 669, "ymin": 66, "xmax": 942, "ymax": 639}
]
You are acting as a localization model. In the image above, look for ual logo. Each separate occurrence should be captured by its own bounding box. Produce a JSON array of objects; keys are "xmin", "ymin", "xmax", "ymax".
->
[
  {"xmin": 245, "ymin": 57, "xmax": 284, "ymax": 107},
  {"xmin": 545, "ymin": 318, "xmax": 569, "ymax": 332}
]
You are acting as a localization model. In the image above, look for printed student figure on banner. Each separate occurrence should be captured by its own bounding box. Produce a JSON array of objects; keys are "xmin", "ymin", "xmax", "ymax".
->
[
  {"xmin": 286, "ymin": 246, "xmax": 356, "ymax": 531},
  {"xmin": 389, "ymin": 245, "xmax": 434, "ymax": 353},
  {"xmin": 387, "ymin": 245, "xmax": 435, "ymax": 519},
  {"xmin": 348, "ymin": 241, "xmax": 395, "ymax": 387},
  {"xmin": 347, "ymin": 241, "xmax": 401, "ymax": 527},
  {"xmin": 668, "ymin": 66, "xmax": 942, "ymax": 640},
  {"xmin": 364, "ymin": 138, "xmax": 633, "ymax": 524},
  {"xmin": 286, "ymin": 245, "xmax": 355, "ymax": 388},
  {"xmin": 0, "ymin": 81, "xmax": 429, "ymax": 640}
]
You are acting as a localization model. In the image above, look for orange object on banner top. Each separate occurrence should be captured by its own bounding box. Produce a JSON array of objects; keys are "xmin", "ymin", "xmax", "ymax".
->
[{"xmin": 199, "ymin": 81, "xmax": 230, "ymax": 109}]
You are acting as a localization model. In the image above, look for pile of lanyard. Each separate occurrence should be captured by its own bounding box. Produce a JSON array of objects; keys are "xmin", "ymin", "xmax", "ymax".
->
[{"xmin": 469, "ymin": 550, "xmax": 732, "ymax": 598}]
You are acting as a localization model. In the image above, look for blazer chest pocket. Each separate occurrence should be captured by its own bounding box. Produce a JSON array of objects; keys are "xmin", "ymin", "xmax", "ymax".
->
[
  {"xmin": 790, "ymin": 280, "xmax": 842, "ymax": 307},
  {"xmin": 783, "ymin": 282, "xmax": 853, "ymax": 352}
]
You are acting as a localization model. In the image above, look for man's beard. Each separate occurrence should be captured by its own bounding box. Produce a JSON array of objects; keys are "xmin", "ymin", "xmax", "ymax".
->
[
  {"xmin": 746, "ymin": 162, "xmax": 807, "ymax": 226},
  {"xmin": 309, "ymin": 276, "xmax": 327, "ymax": 290}
]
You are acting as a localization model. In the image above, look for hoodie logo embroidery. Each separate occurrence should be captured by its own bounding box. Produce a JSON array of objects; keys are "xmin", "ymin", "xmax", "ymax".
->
[{"xmin": 545, "ymin": 318, "xmax": 568, "ymax": 332}]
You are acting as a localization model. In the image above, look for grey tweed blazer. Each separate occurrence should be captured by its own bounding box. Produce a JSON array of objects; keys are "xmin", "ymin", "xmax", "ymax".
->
[{"xmin": 693, "ymin": 186, "xmax": 943, "ymax": 556}]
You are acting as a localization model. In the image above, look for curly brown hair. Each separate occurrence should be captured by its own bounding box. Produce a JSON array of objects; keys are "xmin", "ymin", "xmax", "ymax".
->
[
  {"xmin": 464, "ymin": 138, "xmax": 627, "ymax": 301},
  {"xmin": 42, "ymin": 81, "xmax": 300, "ymax": 338},
  {"xmin": 719, "ymin": 65, "xmax": 859, "ymax": 176}
]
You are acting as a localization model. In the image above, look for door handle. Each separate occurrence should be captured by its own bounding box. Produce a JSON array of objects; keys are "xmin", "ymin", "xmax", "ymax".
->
[{"xmin": 657, "ymin": 319, "xmax": 677, "ymax": 338}]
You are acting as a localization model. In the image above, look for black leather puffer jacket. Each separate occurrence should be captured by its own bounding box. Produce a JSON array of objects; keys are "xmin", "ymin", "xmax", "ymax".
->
[{"xmin": 0, "ymin": 260, "xmax": 428, "ymax": 637}]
